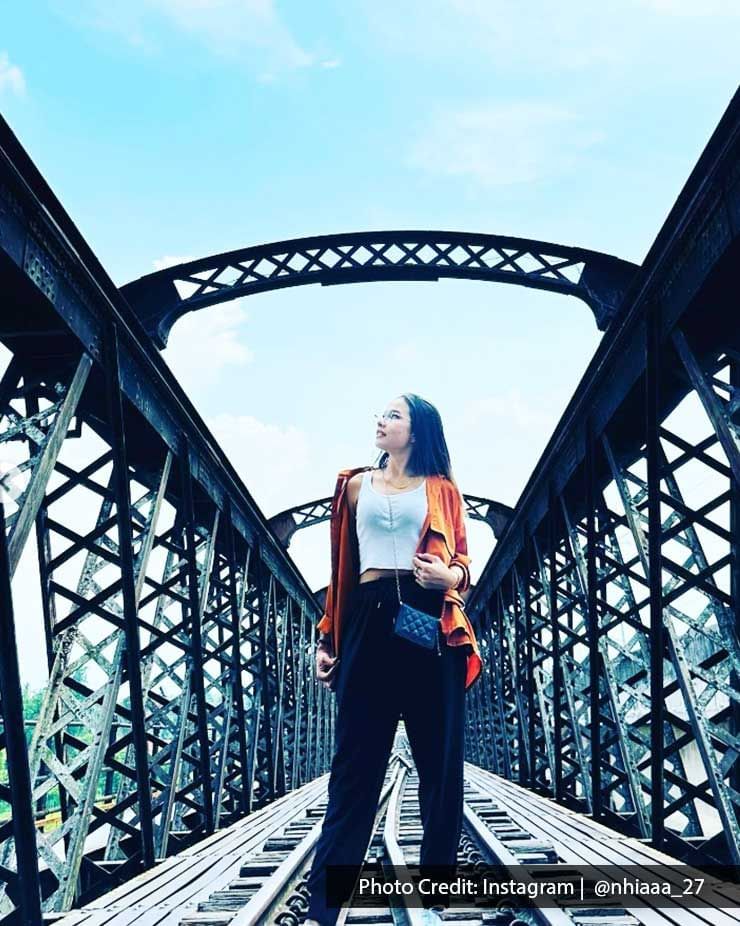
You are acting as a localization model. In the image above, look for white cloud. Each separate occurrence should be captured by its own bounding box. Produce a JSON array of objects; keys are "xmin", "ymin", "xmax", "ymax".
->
[
  {"xmin": 68, "ymin": 0, "xmax": 314, "ymax": 75},
  {"xmin": 163, "ymin": 301, "xmax": 253, "ymax": 392},
  {"xmin": 206, "ymin": 412, "xmax": 312, "ymax": 516},
  {"xmin": 408, "ymin": 102, "xmax": 604, "ymax": 187},
  {"xmin": 451, "ymin": 386, "xmax": 570, "ymax": 513},
  {"xmin": 358, "ymin": 0, "xmax": 624, "ymax": 74},
  {"xmin": 464, "ymin": 390, "xmax": 556, "ymax": 434},
  {"xmin": 152, "ymin": 0, "xmax": 312, "ymax": 68},
  {"xmin": 359, "ymin": 0, "xmax": 740, "ymax": 82},
  {"xmin": 0, "ymin": 52, "xmax": 26, "ymax": 96}
]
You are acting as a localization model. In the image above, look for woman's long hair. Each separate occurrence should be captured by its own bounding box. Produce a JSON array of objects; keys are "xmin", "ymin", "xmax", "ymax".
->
[{"xmin": 375, "ymin": 393, "xmax": 453, "ymax": 480}]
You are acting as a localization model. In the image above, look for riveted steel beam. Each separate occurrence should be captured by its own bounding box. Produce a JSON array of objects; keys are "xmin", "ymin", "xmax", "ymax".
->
[
  {"xmin": 0, "ymin": 113, "xmax": 335, "ymax": 917},
  {"xmin": 121, "ymin": 233, "xmax": 638, "ymax": 348},
  {"xmin": 466, "ymin": 89, "xmax": 740, "ymax": 865},
  {"xmin": 268, "ymin": 492, "xmax": 513, "ymax": 549}
]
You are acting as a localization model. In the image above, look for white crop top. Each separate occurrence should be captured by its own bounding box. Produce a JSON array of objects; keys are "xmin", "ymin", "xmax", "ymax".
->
[{"xmin": 356, "ymin": 470, "xmax": 427, "ymax": 573}]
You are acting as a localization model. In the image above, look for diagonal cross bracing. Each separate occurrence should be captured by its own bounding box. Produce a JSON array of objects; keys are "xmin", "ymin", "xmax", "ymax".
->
[{"xmin": 120, "ymin": 231, "xmax": 638, "ymax": 348}]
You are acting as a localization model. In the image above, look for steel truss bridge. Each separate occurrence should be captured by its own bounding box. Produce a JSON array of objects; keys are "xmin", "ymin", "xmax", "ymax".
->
[{"xmin": 0, "ymin": 90, "xmax": 737, "ymax": 926}]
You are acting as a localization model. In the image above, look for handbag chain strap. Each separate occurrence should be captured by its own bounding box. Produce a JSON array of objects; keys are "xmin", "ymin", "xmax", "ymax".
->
[{"xmin": 386, "ymin": 491, "xmax": 404, "ymax": 606}]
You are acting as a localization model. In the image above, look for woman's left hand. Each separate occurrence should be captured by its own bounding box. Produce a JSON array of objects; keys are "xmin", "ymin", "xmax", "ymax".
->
[{"xmin": 412, "ymin": 553, "xmax": 458, "ymax": 590}]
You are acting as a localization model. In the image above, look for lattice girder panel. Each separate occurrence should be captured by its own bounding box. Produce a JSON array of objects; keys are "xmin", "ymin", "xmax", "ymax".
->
[
  {"xmin": 500, "ymin": 578, "xmax": 532, "ymax": 780},
  {"xmin": 0, "ymin": 428, "xmax": 169, "ymax": 913},
  {"xmin": 466, "ymin": 599, "xmax": 513, "ymax": 776},
  {"xmin": 204, "ymin": 525, "xmax": 249, "ymax": 827},
  {"xmin": 265, "ymin": 574, "xmax": 288, "ymax": 800},
  {"xmin": 241, "ymin": 552, "xmax": 276, "ymax": 812},
  {"xmin": 121, "ymin": 231, "xmax": 638, "ymax": 348},
  {"xmin": 197, "ymin": 529, "xmax": 243, "ymax": 829},
  {"xmin": 590, "ymin": 484, "xmax": 656, "ymax": 830},
  {"xmin": 560, "ymin": 496, "xmax": 636, "ymax": 822},
  {"xmin": 526, "ymin": 543, "xmax": 558, "ymax": 793},
  {"xmin": 653, "ymin": 333, "xmax": 740, "ymax": 859},
  {"xmin": 0, "ymin": 116, "xmax": 332, "ymax": 917},
  {"xmin": 497, "ymin": 590, "xmax": 523, "ymax": 780},
  {"xmin": 277, "ymin": 594, "xmax": 301, "ymax": 794},
  {"xmin": 548, "ymin": 510, "xmax": 593, "ymax": 809},
  {"xmin": 0, "ymin": 355, "xmax": 92, "ymax": 576},
  {"xmin": 230, "ymin": 545, "xmax": 265, "ymax": 815},
  {"xmin": 464, "ymin": 616, "xmax": 502, "ymax": 773},
  {"xmin": 602, "ymin": 351, "xmax": 740, "ymax": 863},
  {"xmin": 287, "ymin": 596, "xmax": 309, "ymax": 791},
  {"xmin": 576, "ymin": 493, "xmax": 658, "ymax": 835},
  {"xmin": 0, "ymin": 490, "xmax": 43, "ymax": 926},
  {"xmin": 166, "ymin": 500, "xmax": 219, "ymax": 843},
  {"xmin": 135, "ymin": 527, "xmax": 197, "ymax": 860},
  {"xmin": 602, "ymin": 448, "xmax": 700, "ymax": 837},
  {"xmin": 100, "ymin": 459, "xmax": 220, "ymax": 862}
]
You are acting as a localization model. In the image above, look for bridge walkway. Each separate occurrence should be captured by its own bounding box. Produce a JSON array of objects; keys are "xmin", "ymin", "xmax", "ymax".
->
[{"xmin": 48, "ymin": 730, "xmax": 740, "ymax": 926}]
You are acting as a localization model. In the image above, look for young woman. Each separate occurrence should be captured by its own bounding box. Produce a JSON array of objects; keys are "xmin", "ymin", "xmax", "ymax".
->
[{"xmin": 303, "ymin": 393, "xmax": 482, "ymax": 926}]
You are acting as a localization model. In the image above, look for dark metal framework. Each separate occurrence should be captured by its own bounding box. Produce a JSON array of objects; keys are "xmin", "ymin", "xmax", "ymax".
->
[
  {"xmin": 267, "ymin": 493, "xmax": 513, "ymax": 549},
  {"xmin": 0, "ymin": 89, "xmax": 737, "ymax": 925},
  {"xmin": 0, "ymin": 118, "xmax": 334, "ymax": 922},
  {"xmin": 120, "ymin": 232, "xmax": 638, "ymax": 347},
  {"xmin": 464, "ymin": 92, "xmax": 740, "ymax": 866}
]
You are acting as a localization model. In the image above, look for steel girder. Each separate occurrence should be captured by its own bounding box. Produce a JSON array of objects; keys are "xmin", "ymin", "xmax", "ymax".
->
[
  {"xmin": 120, "ymin": 232, "xmax": 638, "ymax": 348},
  {"xmin": 0, "ymin": 115, "xmax": 335, "ymax": 919},
  {"xmin": 267, "ymin": 493, "xmax": 513, "ymax": 550},
  {"xmin": 0, "ymin": 86, "xmax": 736, "ymax": 926},
  {"xmin": 465, "ymin": 90, "xmax": 740, "ymax": 865}
]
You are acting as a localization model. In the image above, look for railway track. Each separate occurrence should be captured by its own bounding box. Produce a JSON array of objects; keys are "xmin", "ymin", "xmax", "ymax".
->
[
  {"xmin": 52, "ymin": 728, "xmax": 740, "ymax": 926},
  {"xmin": 178, "ymin": 745, "xmax": 554, "ymax": 926}
]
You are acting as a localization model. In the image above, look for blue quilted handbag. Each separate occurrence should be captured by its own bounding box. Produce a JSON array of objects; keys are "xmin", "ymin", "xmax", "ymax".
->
[
  {"xmin": 387, "ymin": 493, "xmax": 442, "ymax": 656},
  {"xmin": 394, "ymin": 601, "xmax": 442, "ymax": 655}
]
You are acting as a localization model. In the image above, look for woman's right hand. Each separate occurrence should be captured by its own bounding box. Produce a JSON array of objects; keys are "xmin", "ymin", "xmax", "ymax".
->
[{"xmin": 316, "ymin": 640, "xmax": 340, "ymax": 691}]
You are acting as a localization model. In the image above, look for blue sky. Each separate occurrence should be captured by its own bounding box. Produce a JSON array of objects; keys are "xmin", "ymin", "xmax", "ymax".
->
[{"xmin": 2, "ymin": 1, "xmax": 739, "ymax": 614}]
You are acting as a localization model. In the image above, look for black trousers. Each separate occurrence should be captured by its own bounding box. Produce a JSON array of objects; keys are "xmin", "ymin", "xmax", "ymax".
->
[{"xmin": 305, "ymin": 575, "xmax": 468, "ymax": 926}]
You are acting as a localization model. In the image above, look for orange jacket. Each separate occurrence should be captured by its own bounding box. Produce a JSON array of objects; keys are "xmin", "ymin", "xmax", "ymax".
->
[{"xmin": 317, "ymin": 466, "xmax": 482, "ymax": 690}]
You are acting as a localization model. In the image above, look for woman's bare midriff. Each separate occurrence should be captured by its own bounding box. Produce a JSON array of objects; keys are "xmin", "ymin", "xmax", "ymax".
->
[{"xmin": 359, "ymin": 568, "xmax": 414, "ymax": 584}]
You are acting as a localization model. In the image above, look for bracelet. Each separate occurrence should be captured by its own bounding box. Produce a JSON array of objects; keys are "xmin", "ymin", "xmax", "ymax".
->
[{"xmin": 449, "ymin": 564, "xmax": 464, "ymax": 590}]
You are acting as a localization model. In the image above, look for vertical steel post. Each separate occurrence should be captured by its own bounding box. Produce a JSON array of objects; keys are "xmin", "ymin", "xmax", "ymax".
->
[
  {"xmin": 254, "ymin": 544, "xmax": 277, "ymax": 801},
  {"xmin": 31, "ymin": 400, "xmax": 71, "ymax": 842},
  {"xmin": 0, "ymin": 501, "xmax": 43, "ymax": 926},
  {"xmin": 646, "ymin": 306, "xmax": 664, "ymax": 849},
  {"xmin": 494, "ymin": 598, "xmax": 510, "ymax": 778},
  {"xmin": 549, "ymin": 486, "xmax": 563, "ymax": 800},
  {"xmin": 586, "ymin": 420, "xmax": 602, "ymax": 819},
  {"xmin": 103, "ymin": 323, "xmax": 155, "ymax": 869},
  {"xmin": 225, "ymin": 502, "xmax": 250, "ymax": 816},
  {"xmin": 513, "ymin": 571, "xmax": 526, "ymax": 786},
  {"xmin": 523, "ymin": 548, "xmax": 535, "ymax": 790},
  {"xmin": 179, "ymin": 445, "xmax": 215, "ymax": 834}
]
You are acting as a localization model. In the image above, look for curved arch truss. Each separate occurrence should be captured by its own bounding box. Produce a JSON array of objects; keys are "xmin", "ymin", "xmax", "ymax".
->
[
  {"xmin": 121, "ymin": 230, "xmax": 638, "ymax": 347},
  {"xmin": 268, "ymin": 492, "xmax": 514, "ymax": 549}
]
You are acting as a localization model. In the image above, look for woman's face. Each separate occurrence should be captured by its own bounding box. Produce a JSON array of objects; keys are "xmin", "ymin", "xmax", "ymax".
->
[{"xmin": 375, "ymin": 397, "xmax": 413, "ymax": 454}]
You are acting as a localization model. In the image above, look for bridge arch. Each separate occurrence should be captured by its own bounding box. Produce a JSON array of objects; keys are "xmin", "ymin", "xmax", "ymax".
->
[
  {"xmin": 267, "ymin": 492, "xmax": 514, "ymax": 549},
  {"xmin": 121, "ymin": 230, "xmax": 638, "ymax": 348}
]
